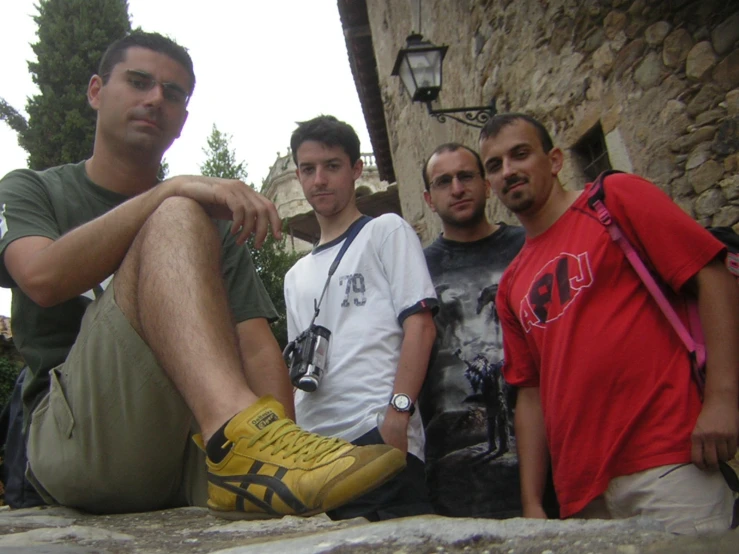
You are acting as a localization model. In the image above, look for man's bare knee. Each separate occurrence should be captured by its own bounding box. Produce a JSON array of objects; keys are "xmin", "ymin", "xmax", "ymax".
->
[
  {"xmin": 147, "ymin": 197, "xmax": 214, "ymax": 234},
  {"xmin": 115, "ymin": 198, "xmax": 220, "ymax": 332}
]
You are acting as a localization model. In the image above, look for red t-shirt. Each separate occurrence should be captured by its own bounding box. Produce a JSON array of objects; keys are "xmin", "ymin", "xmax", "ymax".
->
[{"xmin": 497, "ymin": 173, "xmax": 725, "ymax": 518}]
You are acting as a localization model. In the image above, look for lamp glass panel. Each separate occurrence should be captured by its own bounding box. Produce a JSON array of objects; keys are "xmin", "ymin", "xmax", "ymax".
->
[
  {"xmin": 406, "ymin": 49, "xmax": 441, "ymax": 89},
  {"xmin": 398, "ymin": 58, "xmax": 418, "ymax": 98}
]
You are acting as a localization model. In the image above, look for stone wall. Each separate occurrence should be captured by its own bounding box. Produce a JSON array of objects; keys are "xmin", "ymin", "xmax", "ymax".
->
[{"xmin": 365, "ymin": 0, "xmax": 739, "ymax": 244}]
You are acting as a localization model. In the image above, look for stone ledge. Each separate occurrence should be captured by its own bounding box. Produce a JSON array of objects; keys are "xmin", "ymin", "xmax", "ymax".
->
[{"xmin": 0, "ymin": 506, "xmax": 735, "ymax": 553}]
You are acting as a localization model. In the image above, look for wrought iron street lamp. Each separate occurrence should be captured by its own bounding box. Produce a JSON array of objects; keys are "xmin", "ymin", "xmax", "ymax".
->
[{"xmin": 391, "ymin": 34, "xmax": 496, "ymax": 129}]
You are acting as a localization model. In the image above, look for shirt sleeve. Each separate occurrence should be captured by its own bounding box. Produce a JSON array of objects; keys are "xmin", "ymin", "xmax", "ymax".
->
[
  {"xmin": 497, "ymin": 263, "xmax": 540, "ymax": 388},
  {"xmin": 219, "ymin": 223, "xmax": 278, "ymax": 324},
  {"xmin": 0, "ymin": 170, "xmax": 61, "ymax": 287},
  {"xmin": 603, "ymin": 173, "xmax": 725, "ymax": 292},
  {"xmin": 375, "ymin": 216, "xmax": 438, "ymax": 325}
]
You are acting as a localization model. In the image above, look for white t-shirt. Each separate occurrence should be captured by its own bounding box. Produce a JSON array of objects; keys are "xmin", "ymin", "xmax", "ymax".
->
[{"xmin": 284, "ymin": 214, "xmax": 437, "ymax": 460}]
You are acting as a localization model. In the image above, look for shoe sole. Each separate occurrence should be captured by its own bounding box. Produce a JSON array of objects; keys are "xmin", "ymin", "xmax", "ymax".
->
[{"xmin": 208, "ymin": 448, "xmax": 407, "ymax": 520}]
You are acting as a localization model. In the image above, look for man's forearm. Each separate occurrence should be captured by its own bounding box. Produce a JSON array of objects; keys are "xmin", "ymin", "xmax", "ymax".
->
[
  {"xmin": 690, "ymin": 259, "xmax": 739, "ymax": 469},
  {"xmin": 379, "ymin": 310, "xmax": 435, "ymax": 451},
  {"xmin": 391, "ymin": 310, "xmax": 436, "ymax": 402},
  {"xmin": 6, "ymin": 179, "xmax": 177, "ymax": 307},
  {"xmin": 515, "ymin": 386, "xmax": 549, "ymax": 517},
  {"xmin": 696, "ymin": 259, "xmax": 739, "ymax": 402}
]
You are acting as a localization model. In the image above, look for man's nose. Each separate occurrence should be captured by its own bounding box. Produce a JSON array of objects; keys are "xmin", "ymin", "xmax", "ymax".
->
[
  {"xmin": 143, "ymin": 83, "xmax": 165, "ymax": 106},
  {"xmin": 313, "ymin": 166, "xmax": 328, "ymax": 184},
  {"xmin": 450, "ymin": 175, "xmax": 466, "ymax": 195},
  {"xmin": 502, "ymin": 157, "xmax": 518, "ymax": 179}
]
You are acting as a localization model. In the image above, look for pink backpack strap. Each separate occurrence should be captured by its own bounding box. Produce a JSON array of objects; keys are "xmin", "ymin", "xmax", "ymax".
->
[{"xmin": 587, "ymin": 172, "xmax": 706, "ymax": 393}]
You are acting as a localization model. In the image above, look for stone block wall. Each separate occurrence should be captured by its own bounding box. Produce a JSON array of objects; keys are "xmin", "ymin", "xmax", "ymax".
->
[{"xmin": 366, "ymin": 0, "xmax": 739, "ymax": 244}]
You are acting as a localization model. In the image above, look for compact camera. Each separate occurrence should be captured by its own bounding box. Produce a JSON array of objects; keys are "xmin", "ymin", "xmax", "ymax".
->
[{"xmin": 283, "ymin": 325, "xmax": 331, "ymax": 392}]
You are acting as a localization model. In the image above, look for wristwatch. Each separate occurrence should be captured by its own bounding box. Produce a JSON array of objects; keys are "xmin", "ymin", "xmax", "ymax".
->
[{"xmin": 390, "ymin": 393, "xmax": 415, "ymax": 415}]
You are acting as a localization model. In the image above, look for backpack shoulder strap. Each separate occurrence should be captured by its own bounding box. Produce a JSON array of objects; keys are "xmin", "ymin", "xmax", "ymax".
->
[
  {"xmin": 586, "ymin": 171, "xmax": 706, "ymax": 391},
  {"xmin": 586, "ymin": 169, "xmax": 624, "ymax": 211}
]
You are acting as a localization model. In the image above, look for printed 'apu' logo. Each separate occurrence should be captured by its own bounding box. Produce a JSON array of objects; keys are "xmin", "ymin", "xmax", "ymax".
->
[{"xmin": 520, "ymin": 252, "xmax": 593, "ymax": 331}]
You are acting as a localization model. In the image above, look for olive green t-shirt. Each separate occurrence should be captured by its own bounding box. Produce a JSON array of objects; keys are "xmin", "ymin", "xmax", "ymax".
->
[{"xmin": 0, "ymin": 161, "xmax": 277, "ymax": 415}]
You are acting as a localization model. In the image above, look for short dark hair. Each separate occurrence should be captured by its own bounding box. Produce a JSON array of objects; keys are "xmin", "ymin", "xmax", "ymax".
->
[
  {"xmin": 422, "ymin": 142, "xmax": 485, "ymax": 191},
  {"xmin": 98, "ymin": 31, "xmax": 196, "ymax": 94},
  {"xmin": 290, "ymin": 115, "xmax": 361, "ymax": 165},
  {"xmin": 479, "ymin": 113, "xmax": 554, "ymax": 153}
]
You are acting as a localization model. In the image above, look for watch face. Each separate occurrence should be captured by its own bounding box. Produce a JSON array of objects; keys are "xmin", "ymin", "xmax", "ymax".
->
[{"xmin": 393, "ymin": 394, "xmax": 411, "ymax": 411}]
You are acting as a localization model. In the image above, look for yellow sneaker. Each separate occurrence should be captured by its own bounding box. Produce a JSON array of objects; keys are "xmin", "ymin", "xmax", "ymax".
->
[{"xmin": 199, "ymin": 396, "xmax": 406, "ymax": 520}]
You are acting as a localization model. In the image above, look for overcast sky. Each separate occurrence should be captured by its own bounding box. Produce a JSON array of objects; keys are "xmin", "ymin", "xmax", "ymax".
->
[{"xmin": 0, "ymin": 0, "xmax": 373, "ymax": 317}]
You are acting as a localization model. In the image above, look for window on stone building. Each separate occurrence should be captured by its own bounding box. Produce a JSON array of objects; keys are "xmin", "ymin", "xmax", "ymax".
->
[{"xmin": 572, "ymin": 122, "xmax": 612, "ymax": 182}]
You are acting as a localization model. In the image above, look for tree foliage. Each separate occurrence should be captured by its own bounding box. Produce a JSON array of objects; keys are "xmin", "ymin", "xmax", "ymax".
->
[
  {"xmin": 1, "ymin": 0, "xmax": 131, "ymax": 170},
  {"xmin": 200, "ymin": 124, "xmax": 248, "ymax": 181},
  {"xmin": 199, "ymin": 125, "xmax": 302, "ymax": 348},
  {"xmin": 158, "ymin": 158, "xmax": 170, "ymax": 181},
  {"xmin": 0, "ymin": 100, "xmax": 28, "ymax": 136},
  {"xmin": 0, "ymin": 356, "xmax": 22, "ymax": 409},
  {"xmin": 248, "ymin": 233, "xmax": 303, "ymax": 349}
]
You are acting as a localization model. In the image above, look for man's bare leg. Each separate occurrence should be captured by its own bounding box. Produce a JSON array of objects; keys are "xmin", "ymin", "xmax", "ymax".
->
[
  {"xmin": 115, "ymin": 197, "xmax": 262, "ymax": 440},
  {"xmin": 114, "ymin": 197, "xmax": 405, "ymax": 519},
  {"xmin": 236, "ymin": 318, "xmax": 296, "ymax": 420}
]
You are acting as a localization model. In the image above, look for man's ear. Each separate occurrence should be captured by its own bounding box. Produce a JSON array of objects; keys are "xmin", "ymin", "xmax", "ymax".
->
[
  {"xmin": 88, "ymin": 75, "xmax": 103, "ymax": 110},
  {"xmin": 423, "ymin": 189, "xmax": 436, "ymax": 212},
  {"xmin": 549, "ymin": 147, "xmax": 564, "ymax": 176},
  {"xmin": 352, "ymin": 157, "xmax": 364, "ymax": 181}
]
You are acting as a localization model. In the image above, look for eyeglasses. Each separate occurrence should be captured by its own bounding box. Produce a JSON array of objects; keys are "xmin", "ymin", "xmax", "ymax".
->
[
  {"xmin": 429, "ymin": 170, "xmax": 480, "ymax": 191},
  {"xmin": 104, "ymin": 69, "xmax": 190, "ymax": 105}
]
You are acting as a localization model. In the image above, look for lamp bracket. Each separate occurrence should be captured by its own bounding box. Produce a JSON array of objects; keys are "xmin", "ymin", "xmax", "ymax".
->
[{"xmin": 425, "ymin": 98, "xmax": 497, "ymax": 129}]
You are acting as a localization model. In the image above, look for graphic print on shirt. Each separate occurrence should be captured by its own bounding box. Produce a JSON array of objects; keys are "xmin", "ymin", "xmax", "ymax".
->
[
  {"xmin": 431, "ymin": 274, "xmax": 514, "ymax": 456},
  {"xmin": 519, "ymin": 252, "xmax": 593, "ymax": 332},
  {"xmin": 454, "ymin": 349, "xmax": 510, "ymax": 458},
  {"xmin": 422, "ymin": 264, "xmax": 521, "ymax": 518},
  {"xmin": 421, "ymin": 226, "xmax": 528, "ymax": 518},
  {"xmin": 339, "ymin": 273, "xmax": 367, "ymax": 307}
]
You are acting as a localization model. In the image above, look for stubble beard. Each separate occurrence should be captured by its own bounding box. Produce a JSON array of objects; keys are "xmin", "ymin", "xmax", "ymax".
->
[
  {"xmin": 504, "ymin": 189, "xmax": 536, "ymax": 214},
  {"xmin": 441, "ymin": 200, "xmax": 487, "ymax": 229},
  {"xmin": 122, "ymin": 126, "xmax": 171, "ymax": 160},
  {"xmin": 310, "ymin": 193, "xmax": 347, "ymax": 219}
]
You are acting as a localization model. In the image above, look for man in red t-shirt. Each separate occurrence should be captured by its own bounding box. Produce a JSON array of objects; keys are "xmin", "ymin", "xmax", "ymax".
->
[{"xmin": 478, "ymin": 113, "xmax": 739, "ymax": 534}]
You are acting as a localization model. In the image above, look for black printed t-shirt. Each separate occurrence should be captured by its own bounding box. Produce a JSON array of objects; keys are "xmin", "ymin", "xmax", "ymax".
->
[{"xmin": 422, "ymin": 223, "xmax": 525, "ymax": 518}]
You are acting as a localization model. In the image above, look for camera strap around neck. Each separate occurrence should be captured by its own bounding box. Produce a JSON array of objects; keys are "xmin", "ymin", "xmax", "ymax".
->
[{"xmin": 310, "ymin": 215, "xmax": 372, "ymax": 326}]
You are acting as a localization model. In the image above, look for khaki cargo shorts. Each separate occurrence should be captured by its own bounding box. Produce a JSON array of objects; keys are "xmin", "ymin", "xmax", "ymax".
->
[
  {"xmin": 575, "ymin": 463, "xmax": 735, "ymax": 534},
  {"xmin": 26, "ymin": 283, "xmax": 208, "ymax": 513}
]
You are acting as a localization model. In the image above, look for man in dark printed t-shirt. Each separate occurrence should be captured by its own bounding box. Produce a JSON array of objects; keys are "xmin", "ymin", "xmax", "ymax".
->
[{"xmin": 421, "ymin": 143, "xmax": 556, "ymax": 518}]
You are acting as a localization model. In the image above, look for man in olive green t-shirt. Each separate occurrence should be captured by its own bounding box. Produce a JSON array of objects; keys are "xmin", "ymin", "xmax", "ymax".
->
[{"xmin": 0, "ymin": 31, "xmax": 403, "ymax": 518}]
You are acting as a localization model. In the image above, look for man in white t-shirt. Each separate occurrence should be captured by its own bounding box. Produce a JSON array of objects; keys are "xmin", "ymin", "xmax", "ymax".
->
[{"xmin": 284, "ymin": 115, "xmax": 438, "ymax": 520}]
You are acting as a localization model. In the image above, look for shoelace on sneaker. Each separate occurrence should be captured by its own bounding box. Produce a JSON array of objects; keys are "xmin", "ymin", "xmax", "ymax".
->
[{"xmin": 223, "ymin": 420, "xmax": 350, "ymax": 463}]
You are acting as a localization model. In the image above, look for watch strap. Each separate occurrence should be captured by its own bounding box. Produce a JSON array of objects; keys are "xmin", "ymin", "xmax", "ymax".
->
[{"xmin": 390, "ymin": 393, "xmax": 415, "ymax": 416}]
